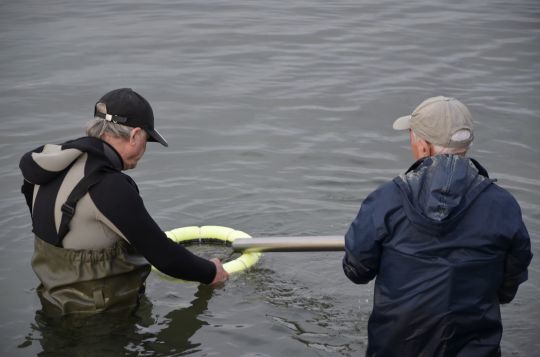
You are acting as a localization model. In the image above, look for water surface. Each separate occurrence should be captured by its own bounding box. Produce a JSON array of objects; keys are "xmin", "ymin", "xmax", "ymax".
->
[{"xmin": 1, "ymin": 0, "xmax": 539, "ymax": 355}]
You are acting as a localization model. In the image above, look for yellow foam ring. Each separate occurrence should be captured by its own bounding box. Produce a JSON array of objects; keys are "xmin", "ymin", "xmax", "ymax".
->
[
  {"xmin": 166, "ymin": 226, "xmax": 201, "ymax": 243},
  {"xmin": 157, "ymin": 225, "xmax": 261, "ymax": 278}
]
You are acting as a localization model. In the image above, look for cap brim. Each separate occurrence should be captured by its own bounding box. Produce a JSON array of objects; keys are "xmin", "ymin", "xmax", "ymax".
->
[
  {"xmin": 392, "ymin": 115, "xmax": 412, "ymax": 130},
  {"xmin": 147, "ymin": 128, "xmax": 168, "ymax": 147}
]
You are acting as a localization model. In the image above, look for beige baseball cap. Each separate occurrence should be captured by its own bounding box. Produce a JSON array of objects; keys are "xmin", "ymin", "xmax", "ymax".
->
[{"xmin": 392, "ymin": 96, "xmax": 474, "ymax": 148}]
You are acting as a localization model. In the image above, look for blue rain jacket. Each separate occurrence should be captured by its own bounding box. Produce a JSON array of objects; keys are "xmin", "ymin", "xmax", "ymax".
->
[{"xmin": 343, "ymin": 155, "xmax": 532, "ymax": 357}]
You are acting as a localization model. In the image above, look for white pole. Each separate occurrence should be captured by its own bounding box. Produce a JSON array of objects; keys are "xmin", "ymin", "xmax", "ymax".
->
[{"xmin": 232, "ymin": 236, "xmax": 344, "ymax": 252}]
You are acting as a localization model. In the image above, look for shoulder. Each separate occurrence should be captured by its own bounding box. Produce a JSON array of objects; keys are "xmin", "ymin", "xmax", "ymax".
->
[
  {"xmin": 90, "ymin": 171, "xmax": 141, "ymax": 205},
  {"xmin": 482, "ymin": 181, "xmax": 522, "ymax": 213},
  {"xmin": 366, "ymin": 179, "xmax": 402, "ymax": 203},
  {"xmin": 358, "ymin": 179, "xmax": 403, "ymax": 217},
  {"xmin": 467, "ymin": 157, "xmax": 521, "ymax": 209},
  {"xmin": 103, "ymin": 171, "xmax": 138, "ymax": 190}
]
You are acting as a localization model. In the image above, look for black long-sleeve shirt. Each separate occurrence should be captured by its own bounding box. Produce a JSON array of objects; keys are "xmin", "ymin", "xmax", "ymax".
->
[{"xmin": 20, "ymin": 136, "xmax": 216, "ymax": 284}]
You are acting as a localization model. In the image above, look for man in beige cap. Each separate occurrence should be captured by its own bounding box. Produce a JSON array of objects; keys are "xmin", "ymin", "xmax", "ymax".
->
[
  {"xmin": 342, "ymin": 96, "xmax": 532, "ymax": 356},
  {"xmin": 393, "ymin": 96, "xmax": 474, "ymax": 158}
]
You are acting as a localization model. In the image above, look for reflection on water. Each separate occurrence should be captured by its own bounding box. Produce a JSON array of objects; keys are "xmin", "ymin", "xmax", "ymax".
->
[{"xmin": 24, "ymin": 286, "xmax": 213, "ymax": 356}]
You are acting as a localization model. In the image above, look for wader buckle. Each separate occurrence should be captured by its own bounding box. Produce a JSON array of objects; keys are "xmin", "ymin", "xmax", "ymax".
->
[{"xmin": 61, "ymin": 202, "xmax": 76, "ymax": 218}]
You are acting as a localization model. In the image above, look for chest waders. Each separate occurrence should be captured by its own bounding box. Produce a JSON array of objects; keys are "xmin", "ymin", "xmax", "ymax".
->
[{"xmin": 31, "ymin": 170, "xmax": 151, "ymax": 315}]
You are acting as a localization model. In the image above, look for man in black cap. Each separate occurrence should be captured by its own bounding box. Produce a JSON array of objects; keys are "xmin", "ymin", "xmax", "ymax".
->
[{"xmin": 19, "ymin": 88, "xmax": 228, "ymax": 315}]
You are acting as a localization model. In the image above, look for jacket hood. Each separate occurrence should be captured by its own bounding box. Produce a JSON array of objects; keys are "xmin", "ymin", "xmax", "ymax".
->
[
  {"xmin": 20, "ymin": 137, "xmax": 123, "ymax": 185},
  {"xmin": 393, "ymin": 155, "xmax": 493, "ymax": 233}
]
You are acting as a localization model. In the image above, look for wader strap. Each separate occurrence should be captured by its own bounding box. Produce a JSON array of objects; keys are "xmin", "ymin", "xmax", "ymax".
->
[
  {"xmin": 57, "ymin": 170, "xmax": 108, "ymax": 243},
  {"xmin": 21, "ymin": 179, "xmax": 34, "ymax": 215},
  {"xmin": 93, "ymin": 289, "xmax": 106, "ymax": 309}
]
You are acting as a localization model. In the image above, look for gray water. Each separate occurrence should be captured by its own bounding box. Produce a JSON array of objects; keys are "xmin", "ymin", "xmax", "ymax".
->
[{"xmin": 1, "ymin": 0, "xmax": 539, "ymax": 355}]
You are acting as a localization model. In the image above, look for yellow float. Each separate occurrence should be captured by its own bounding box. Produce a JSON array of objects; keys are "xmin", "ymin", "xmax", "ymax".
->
[{"xmin": 155, "ymin": 225, "xmax": 261, "ymax": 278}]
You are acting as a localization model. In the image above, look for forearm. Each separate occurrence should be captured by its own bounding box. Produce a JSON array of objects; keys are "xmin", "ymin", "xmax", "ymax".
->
[
  {"xmin": 132, "ymin": 230, "xmax": 216, "ymax": 284},
  {"xmin": 498, "ymin": 223, "xmax": 533, "ymax": 304},
  {"xmin": 342, "ymin": 200, "xmax": 381, "ymax": 284},
  {"xmin": 92, "ymin": 174, "xmax": 217, "ymax": 284}
]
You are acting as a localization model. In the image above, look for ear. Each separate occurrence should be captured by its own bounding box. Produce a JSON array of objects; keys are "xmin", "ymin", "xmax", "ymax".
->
[
  {"xmin": 419, "ymin": 139, "xmax": 431, "ymax": 157},
  {"xmin": 129, "ymin": 127, "xmax": 142, "ymax": 145},
  {"xmin": 412, "ymin": 138, "xmax": 432, "ymax": 160}
]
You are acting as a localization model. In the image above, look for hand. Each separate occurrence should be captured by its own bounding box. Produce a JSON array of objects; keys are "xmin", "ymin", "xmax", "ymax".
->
[{"xmin": 209, "ymin": 258, "xmax": 229, "ymax": 286}]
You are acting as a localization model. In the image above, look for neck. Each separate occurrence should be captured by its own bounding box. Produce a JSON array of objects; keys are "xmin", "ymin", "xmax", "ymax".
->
[{"xmin": 100, "ymin": 134, "xmax": 128, "ymax": 170}]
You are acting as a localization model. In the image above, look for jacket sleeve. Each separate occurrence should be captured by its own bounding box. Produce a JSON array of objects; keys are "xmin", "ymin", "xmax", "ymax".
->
[
  {"xmin": 91, "ymin": 173, "xmax": 217, "ymax": 284},
  {"xmin": 497, "ymin": 219, "xmax": 533, "ymax": 304},
  {"xmin": 343, "ymin": 191, "xmax": 385, "ymax": 284}
]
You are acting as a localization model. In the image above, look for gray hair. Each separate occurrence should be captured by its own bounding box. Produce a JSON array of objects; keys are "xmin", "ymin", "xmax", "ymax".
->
[
  {"xmin": 85, "ymin": 102, "xmax": 132, "ymax": 139},
  {"xmin": 431, "ymin": 143, "xmax": 469, "ymax": 156},
  {"xmin": 411, "ymin": 130, "xmax": 470, "ymax": 156}
]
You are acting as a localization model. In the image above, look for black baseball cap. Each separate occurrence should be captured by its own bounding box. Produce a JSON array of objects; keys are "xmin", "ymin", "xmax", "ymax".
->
[{"xmin": 94, "ymin": 88, "xmax": 168, "ymax": 147}]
